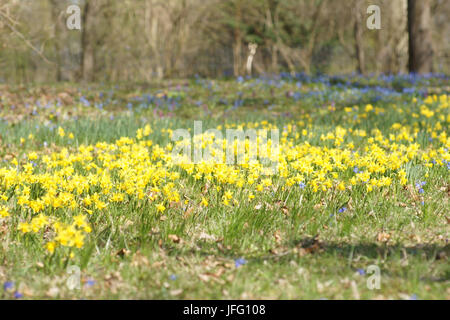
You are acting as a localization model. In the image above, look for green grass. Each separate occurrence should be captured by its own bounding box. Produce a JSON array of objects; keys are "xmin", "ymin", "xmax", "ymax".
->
[{"xmin": 0, "ymin": 78, "xmax": 449, "ymax": 300}]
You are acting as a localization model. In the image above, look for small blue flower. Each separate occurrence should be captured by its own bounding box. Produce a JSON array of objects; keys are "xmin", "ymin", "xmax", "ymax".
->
[
  {"xmin": 353, "ymin": 167, "xmax": 359, "ymax": 173},
  {"xmin": 338, "ymin": 207, "xmax": 347, "ymax": 213},
  {"xmin": 80, "ymin": 96, "xmax": 90, "ymax": 107},
  {"xmin": 3, "ymin": 282, "xmax": 14, "ymax": 291},
  {"xmin": 14, "ymin": 291, "xmax": 23, "ymax": 299},
  {"xmin": 170, "ymin": 274, "xmax": 177, "ymax": 281},
  {"xmin": 357, "ymin": 269, "xmax": 365, "ymax": 275},
  {"xmin": 410, "ymin": 294, "xmax": 418, "ymax": 300},
  {"xmin": 235, "ymin": 258, "xmax": 247, "ymax": 268},
  {"xmin": 298, "ymin": 182, "xmax": 306, "ymax": 189},
  {"xmin": 84, "ymin": 279, "xmax": 96, "ymax": 287},
  {"xmin": 418, "ymin": 188, "xmax": 424, "ymax": 194}
]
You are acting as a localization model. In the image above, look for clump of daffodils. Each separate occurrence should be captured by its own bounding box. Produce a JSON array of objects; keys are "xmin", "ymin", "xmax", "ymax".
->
[{"xmin": 0, "ymin": 95, "xmax": 448, "ymax": 258}]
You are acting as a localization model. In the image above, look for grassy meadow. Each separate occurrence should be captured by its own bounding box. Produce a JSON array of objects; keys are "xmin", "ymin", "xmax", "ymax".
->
[{"xmin": 0, "ymin": 74, "xmax": 449, "ymax": 299}]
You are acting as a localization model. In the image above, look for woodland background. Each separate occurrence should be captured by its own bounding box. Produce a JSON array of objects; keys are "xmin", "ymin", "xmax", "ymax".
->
[{"xmin": 0, "ymin": 0, "xmax": 448, "ymax": 84}]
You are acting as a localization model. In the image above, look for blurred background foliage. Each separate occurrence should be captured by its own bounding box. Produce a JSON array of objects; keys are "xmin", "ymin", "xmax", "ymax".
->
[{"xmin": 0, "ymin": 0, "xmax": 448, "ymax": 84}]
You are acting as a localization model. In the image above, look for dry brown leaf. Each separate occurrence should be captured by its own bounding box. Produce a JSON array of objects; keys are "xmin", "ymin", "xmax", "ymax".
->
[
  {"xmin": 169, "ymin": 201, "xmax": 180, "ymax": 209},
  {"xmin": 151, "ymin": 261, "xmax": 164, "ymax": 268},
  {"xmin": 198, "ymin": 274, "xmax": 210, "ymax": 282},
  {"xmin": 184, "ymin": 206, "xmax": 194, "ymax": 218},
  {"xmin": 116, "ymin": 248, "xmax": 130, "ymax": 257},
  {"xmin": 168, "ymin": 234, "xmax": 181, "ymax": 243},
  {"xmin": 198, "ymin": 232, "xmax": 216, "ymax": 241},
  {"xmin": 170, "ymin": 289, "xmax": 183, "ymax": 296},
  {"xmin": 150, "ymin": 227, "xmax": 160, "ymax": 235},
  {"xmin": 46, "ymin": 287, "xmax": 59, "ymax": 298},
  {"xmin": 202, "ymin": 183, "xmax": 210, "ymax": 195},
  {"xmin": 377, "ymin": 232, "xmax": 390, "ymax": 242},
  {"xmin": 274, "ymin": 231, "xmax": 282, "ymax": 243}
]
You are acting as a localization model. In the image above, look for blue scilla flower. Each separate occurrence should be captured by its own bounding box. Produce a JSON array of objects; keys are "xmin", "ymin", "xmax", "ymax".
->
[
  {"xmin": 235, "ymin": 258, "xmax": 247, "ymax": 268},
  {"xmin": 3, "ymin": 281, "xmax": 14, "ymax": 291},
  {"xmin": 416, "ymin": 181, "xmax": 426, "ymax": 193},
  {"xmin": 338, "ymin": 207, "xmax": 347, "ymax": 213},
  {"xmin": 80, "ymin": 96, "xmax": 90, "ymax": 107},
  {"xmin": 84, "ymin": 279, "xmax": 96, "ymax": 288},
  {"xmin": 298, "ymin": 182, "xmax": 306, "ymax": 189}
]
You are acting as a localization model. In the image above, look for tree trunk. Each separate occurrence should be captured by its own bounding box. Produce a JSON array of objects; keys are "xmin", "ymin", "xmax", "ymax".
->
[
  {"xmin": 233, "ymin": 1, "xmax": 243, "ymax": 77},
  {"xmin": 50, "ymin": 0, "xmax": 62, "ymax": 81},
  {"xmin": 408, "ymin": 0, "xmax": 433, "ymax": 73},
  {"xmin": 353, "ymin": 0, "xmax": 365, "ymax": 74},
  {"xmin": 266, "ymin": 0, "xmax": 279, "ymax": 74},
  {"xmin": 81, "ymin": 0, "xmax": 95, "ymax": 82}
]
